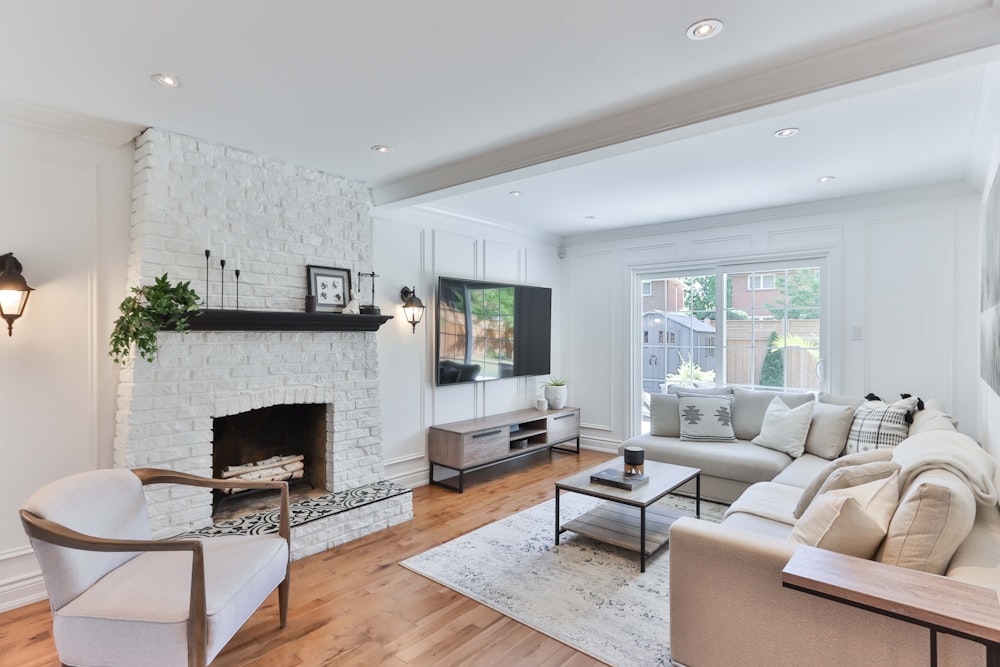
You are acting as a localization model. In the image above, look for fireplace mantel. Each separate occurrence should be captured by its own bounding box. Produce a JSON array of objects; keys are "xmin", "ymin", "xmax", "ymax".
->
[{"xmin": 183, "ymin": 310, "xmax": 394, "ymax": 332}]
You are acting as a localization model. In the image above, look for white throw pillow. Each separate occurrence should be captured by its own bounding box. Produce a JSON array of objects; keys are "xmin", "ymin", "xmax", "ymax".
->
[
  {"xmin": 790, "ymin": 471, "xmax": 900, "ymax": 559},
  {"xmin": 751, "ymin": 397, "xmax": 814, "ymax": 458},
  {"xmin": 804, "ymin": 402, "xmax": 855, "ymax": 459},
  {"xmin": 677, "ymin": 393, "xmax": 736, "ymax": 442}
]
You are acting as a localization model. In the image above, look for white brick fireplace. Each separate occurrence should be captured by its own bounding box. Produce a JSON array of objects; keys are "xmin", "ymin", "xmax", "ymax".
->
[{"xmin": 114, "ymin": 129, "xmax": 410, "ymax": 541}]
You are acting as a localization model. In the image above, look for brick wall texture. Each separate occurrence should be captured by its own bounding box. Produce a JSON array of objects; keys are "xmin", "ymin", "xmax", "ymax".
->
[{"xmin": 115, "ymin": 129, "xmax": 389, "ymax": 536}]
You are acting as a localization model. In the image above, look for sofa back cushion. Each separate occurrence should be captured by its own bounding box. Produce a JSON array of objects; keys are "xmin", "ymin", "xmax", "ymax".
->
[
  {"xmin": 731, "ymin": 388, "xmax": 814, "ymax": 441},
  {"xmin": 666, "ymin": 384, "xmax": 734, "ymax": 396},
  {"xmin": 649, "ymin": 393, "xmax": 681, "ymax": 437},
  {"xmin": 804, "ymin": 402, "xmax": 855, "ymax": 459},
  {"xmin": 818, "ymin": 391, "xmax": 865, "ymax": 409},
  {"xmin": 876, "ymin": 468, "xmax": 976, "ymax": 575}
]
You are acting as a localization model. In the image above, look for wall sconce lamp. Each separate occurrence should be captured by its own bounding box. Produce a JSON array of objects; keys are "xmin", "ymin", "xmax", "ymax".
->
[
  {"xmin": 400, "ymin": 286, "xmax": 425, "ymax": 334},
  {"xmin": 0, "ymin": 253, "xmax": 34, "ymax": 337}
]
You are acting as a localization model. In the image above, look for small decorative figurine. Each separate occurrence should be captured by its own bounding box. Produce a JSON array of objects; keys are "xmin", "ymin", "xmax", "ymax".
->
[{"xmin": 342, "ymin": 289, "xmax": 361, "ymax": 314}]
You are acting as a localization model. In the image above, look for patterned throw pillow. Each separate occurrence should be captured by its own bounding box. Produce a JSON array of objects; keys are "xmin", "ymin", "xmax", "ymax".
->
[
  {"xmin": 845, "ymin": 402, "xmax": 910, "ymax": 454},
  {"xmin": 677, "ymin": 393, "xmax": 736, "ymax": 442}
]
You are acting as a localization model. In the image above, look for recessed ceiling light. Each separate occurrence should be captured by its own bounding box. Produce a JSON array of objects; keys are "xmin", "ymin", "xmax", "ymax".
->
[
  {"xmin": 370, "ymin": 145, "xmax": 391, "ymax": 153},
  {"xmin": 508, "ymin": 190, "xmax": 521, "ymax": 197},
  {"xmin": 584, "ymin": 215, "xmax": 597, "ymax": 220},
  {"xmin": 818, "ymin": 176, "xmax": 836, "ymax": 183},
  {"xmin": 686, "ymin": 19, "xmax": 723, "ymax": 40},
  {"xmin": 774, "ymin": 128, "xmax": 799, "ymax": 138},
  {"xmin": 150, "ymin": 73, "xmax": 181, "ymax": 88}
]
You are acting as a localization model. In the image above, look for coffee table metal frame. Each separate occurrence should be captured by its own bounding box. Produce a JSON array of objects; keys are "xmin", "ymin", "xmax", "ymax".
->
[{"xmin": 555, "ymin": 458, "xmax": 701, "ymax": 572}]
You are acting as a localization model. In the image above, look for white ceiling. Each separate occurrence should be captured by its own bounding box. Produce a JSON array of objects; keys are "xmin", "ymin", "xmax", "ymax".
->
[{"xmin": 1, "ymin": 0, "xmax": 1000, "ymax": 237}]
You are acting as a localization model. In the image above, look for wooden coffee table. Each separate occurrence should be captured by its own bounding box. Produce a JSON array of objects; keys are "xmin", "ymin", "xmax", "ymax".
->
[{"xmin": 555, "ymin": 457, "xmax": 701, "ymax": 572}]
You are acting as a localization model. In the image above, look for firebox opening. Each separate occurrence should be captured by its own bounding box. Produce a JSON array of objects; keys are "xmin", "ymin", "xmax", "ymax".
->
[{"xmin": 212, "ymin": 403, "xmax": 328, "ymax": 516}]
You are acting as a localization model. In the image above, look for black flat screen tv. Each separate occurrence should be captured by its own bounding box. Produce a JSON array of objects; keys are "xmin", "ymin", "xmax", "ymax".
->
[{"xmin": 436, "ymin": 276, "xmax": 552, "ymax": 385}]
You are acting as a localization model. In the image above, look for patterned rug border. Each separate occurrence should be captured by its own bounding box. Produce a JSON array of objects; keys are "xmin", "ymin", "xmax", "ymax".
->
[{"xmin": 174, "ymin": 480, "xmax": 412, "ymax": 538}]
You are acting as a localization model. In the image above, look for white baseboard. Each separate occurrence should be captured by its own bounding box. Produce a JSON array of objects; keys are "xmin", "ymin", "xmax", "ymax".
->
[{"xmin": 0, "ymin": 546, "xmax": 47, "ymax": 612}]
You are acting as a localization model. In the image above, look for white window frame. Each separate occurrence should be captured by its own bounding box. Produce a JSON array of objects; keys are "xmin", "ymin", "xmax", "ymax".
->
[
  {"xmin": 748, "ymin": 273, "xmax": 776, "ymax": 290},
  {"xmin": 630, "ymin": 252, "xmax": 831, "ymax": 437}
]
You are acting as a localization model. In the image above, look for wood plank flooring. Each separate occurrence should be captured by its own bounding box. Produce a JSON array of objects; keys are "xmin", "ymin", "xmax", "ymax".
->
[{"xmin": 0, "ymin": 449, "xmax": 616, "ymax": 666}]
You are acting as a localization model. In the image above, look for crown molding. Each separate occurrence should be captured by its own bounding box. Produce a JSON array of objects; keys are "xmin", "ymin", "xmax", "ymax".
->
[{"xmin": 0, "ymin": 96, "xmax": 143, "ymax": 147}]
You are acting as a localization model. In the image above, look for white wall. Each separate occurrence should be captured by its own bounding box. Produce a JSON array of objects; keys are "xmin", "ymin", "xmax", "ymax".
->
[
  {"xmin": 372, "ymin": 207, "xmax": 564, "ymax": 487},
  {"xmin": 563, "ymin": 188, "xmax": 981, "ymax": 451},
  {"xmin": 0, "ymin": 117, "xmax": 134, "ymax": 610}
]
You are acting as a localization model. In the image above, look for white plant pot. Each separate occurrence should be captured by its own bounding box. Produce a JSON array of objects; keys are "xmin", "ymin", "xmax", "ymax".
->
[{"xmin": 544, "ymin": 385, "xmax": 568, "ymax": 410}]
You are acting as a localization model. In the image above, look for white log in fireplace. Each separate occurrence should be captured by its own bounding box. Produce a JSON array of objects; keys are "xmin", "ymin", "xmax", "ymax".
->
[{"xmin": 114, "ymin": 128, "xmax": 412, "ymax": 549}]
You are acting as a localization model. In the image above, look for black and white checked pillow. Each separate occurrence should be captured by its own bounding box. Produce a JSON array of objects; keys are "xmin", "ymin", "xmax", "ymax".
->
[{"xmin": 845, "ymin": 402, "xmax": 910, "ymax": 454}]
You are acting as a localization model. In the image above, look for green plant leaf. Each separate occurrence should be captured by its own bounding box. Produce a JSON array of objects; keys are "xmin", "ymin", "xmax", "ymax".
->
[{"xmin": 109, "ymin": 273, "xmax": 201, "ymax": 365}]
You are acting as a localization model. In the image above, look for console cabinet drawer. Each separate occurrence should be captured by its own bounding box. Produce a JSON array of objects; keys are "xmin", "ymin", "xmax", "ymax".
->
[
  {"xmin": 462, "ymin": 427, "xmax": 510, "ymax": 465},
  {"xmin": 547, "ymin": 409, "xmax": 580, "ymax": 443}
]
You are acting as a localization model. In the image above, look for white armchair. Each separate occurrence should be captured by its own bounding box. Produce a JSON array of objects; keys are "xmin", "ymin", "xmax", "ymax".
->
[{"xmin": 20, "ymin": 468, "xmax": 291, "ymax": 667}]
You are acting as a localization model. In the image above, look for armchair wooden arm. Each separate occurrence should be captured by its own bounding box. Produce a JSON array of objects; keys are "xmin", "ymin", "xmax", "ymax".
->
[
  {"xmin": 20, "ymin": 509, "xmax": 209, "ymax": 667},
  {"xmin": 132, "ymin": 468, "xmax": 291, "ymax": 541}
]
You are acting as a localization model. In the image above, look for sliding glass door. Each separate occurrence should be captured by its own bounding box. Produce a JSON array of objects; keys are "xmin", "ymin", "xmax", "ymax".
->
[{"xmin": 637, "ymin": 262, "xmax": 824, "ymax": 434}]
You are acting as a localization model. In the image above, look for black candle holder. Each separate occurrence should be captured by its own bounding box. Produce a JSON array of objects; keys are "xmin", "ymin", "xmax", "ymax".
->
[
  {"xmin": 204, "ymin": 249, "xmax": 211, "ymax": 306},
  {"xmin": 234, "ymin": 269, "xmax": 241, "ymax": 310},
  {"xmin": 219, "ymin": 258, "xmax": 226, "ymax": 310}
]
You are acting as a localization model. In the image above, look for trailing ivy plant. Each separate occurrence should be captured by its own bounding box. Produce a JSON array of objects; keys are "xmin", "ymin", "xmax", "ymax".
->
[{"xmin": 109, "ymin": 274, "xmax": 201, "ymax": 365}]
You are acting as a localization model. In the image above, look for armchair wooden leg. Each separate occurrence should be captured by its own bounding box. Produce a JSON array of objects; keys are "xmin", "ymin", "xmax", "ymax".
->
[{"xmin": 279, "ymin": 575, "xmax": 290, "ymax": 628}]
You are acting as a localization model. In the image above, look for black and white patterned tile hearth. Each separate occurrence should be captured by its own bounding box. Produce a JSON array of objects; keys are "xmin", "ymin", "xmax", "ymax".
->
[{"xmin": 173, "ymin": 480, "xmax": 411, "ymax": 538}]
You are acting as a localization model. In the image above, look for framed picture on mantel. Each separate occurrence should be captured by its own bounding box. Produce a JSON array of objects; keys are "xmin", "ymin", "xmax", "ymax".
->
[{"xmin": 307, "ymin": 265, "xmax": 352, "ymax": 313}]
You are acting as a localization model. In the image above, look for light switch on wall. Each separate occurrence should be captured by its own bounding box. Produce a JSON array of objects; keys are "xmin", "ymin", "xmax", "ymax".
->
[{"xmin": 850, "ymin": 325, "xmax": 864, "ymax": 341}]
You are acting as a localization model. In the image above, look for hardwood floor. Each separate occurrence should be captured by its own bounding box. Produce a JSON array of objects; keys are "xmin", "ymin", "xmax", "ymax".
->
[{"xmin": 0, "ymin": 449, "xmax": 616, "ymax": 666}]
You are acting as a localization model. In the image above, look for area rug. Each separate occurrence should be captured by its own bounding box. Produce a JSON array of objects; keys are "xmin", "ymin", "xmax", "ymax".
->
[{"xmin": 400, "ymin": 493, "xmax": 726, "ymax": 667}]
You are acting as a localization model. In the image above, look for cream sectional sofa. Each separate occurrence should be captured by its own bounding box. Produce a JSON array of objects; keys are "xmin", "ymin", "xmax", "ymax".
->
[
  {"xmin": 666, "ymin": 401, "xmax": 1000, "ymax": 666},
  {"xmin": 620, "ymin": 386, "xmax": 863, "ymax": 503}
]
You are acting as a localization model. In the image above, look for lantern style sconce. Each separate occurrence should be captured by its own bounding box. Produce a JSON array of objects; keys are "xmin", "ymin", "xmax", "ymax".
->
[
  {"xmin": 0, "ymin": 253, "xmax": 33, "ymax": 337},
  {"xmin": 400, "ymin": 286, "xmax": 425, "ymax": 334}
]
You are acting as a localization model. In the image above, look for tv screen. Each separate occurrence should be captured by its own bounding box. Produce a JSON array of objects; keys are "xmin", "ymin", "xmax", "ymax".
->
[{"xmin": 436, "ymin": 277, "xmax": 552, "ymax": 385}]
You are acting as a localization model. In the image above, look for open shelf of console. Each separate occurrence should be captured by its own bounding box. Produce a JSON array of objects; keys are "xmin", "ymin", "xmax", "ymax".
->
[{"xmin": 427, "ymin": 406, "xmax": 580, "ymax": 492}]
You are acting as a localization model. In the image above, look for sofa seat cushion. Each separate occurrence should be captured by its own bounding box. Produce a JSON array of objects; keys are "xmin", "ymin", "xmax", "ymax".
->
[
  {"xmin": 770, "ymin": 454, "xmax": 832, "ymax": 489},
  {"xmin": 54, "ymin": 534, "xmax": 288, "ymax": 667},
  {"xmin": 876, "ymin": 468, "xmax": 976, "ymax": 575},
  {"xmin": 622, "ymin": 433, "xmax": 792, "ymax": 485},
  {"xmin": 723, "ymin": 482, "xmax": 802, "ymax": 526},
  {"xmin": 946, "ymin": 503, "xmax": 1000, "ymax": 590},
  {"xmin": 719, "ymin": 511, "xmax": 795, "ymax": 539}
]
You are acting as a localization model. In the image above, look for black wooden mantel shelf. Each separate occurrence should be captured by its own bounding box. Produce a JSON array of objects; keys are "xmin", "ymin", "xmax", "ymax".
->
[{"xmin": 183, "ymin": 309, "xmax": 394, "ymax": 332}]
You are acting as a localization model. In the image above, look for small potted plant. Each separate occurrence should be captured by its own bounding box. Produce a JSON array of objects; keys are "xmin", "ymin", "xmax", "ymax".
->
[
  {"xmin": 109, "ymin": 274, "xmax": 201, "ymax": 365},
  {"xmin": 542, "ymin": 376, "xmax": 568, "ymax": 409}
]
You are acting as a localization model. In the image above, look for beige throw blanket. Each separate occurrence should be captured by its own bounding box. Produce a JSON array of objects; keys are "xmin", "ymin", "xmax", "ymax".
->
[{"xmin": 891, "ymin": 430, "xmax": 998, "ymax": 506}]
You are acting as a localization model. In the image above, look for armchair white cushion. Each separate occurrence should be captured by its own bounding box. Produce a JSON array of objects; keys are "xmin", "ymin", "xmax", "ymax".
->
[{"xmin": 21, "ymin": 468, "xmax": 290, "ymax": 667}]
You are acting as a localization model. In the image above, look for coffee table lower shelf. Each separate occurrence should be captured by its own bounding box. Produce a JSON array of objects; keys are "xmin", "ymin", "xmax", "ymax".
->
[{"xmin": 561, "ymin": 502, "xmax": 686, "ymax": 560}]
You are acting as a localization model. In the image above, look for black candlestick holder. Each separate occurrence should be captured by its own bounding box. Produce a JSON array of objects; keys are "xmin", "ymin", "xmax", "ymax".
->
[
  {"xmin": 219, "ymin": 258, "xmax": 226, "ymax": 310},
  {"xmin": 234, "ymin": 269, "xmax": 241, "ymax": 310},
  {"xmin": 204, "ymin": 249, "xmax": 211, "ymax": 306}
]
